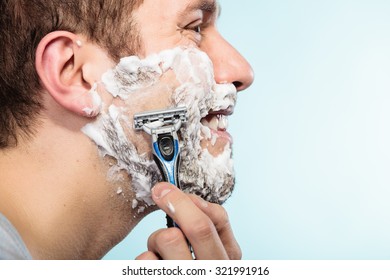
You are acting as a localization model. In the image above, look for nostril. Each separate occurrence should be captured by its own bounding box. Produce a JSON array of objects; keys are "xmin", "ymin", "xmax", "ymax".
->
[{"xmin": 233, "ymin": 81, "xmax": 243, "ymax": 90}]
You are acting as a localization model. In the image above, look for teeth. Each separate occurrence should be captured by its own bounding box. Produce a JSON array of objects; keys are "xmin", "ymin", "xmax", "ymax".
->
[
  {"xmin": 201, "ymin": 115, "xmax": 229, "ymax": 131},
  {"xmin": 209, "ymin": 116, "xmax": 219, "ymax": 130},
  {"xmin": 217, "ymin": 115, "xmax": 228, "ymax": 130}
]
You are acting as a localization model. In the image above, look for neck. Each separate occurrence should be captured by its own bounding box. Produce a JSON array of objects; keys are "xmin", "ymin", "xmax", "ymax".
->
[{"xmin": 0, "ymin": 109, "xmax": 151, "ymax": 259}]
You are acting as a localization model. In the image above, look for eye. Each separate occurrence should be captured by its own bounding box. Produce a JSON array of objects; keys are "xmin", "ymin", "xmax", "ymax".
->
[
  {"xmin": 181, "ymin": 19, "xmax": 203, "ymax": 45},
  {"xmin": 190, "ymin": 25, "xmax": 201, "ymax": 33},
  {"xmin": 185, "ymin": 20, "xmax": 202, "ymax": 34}
]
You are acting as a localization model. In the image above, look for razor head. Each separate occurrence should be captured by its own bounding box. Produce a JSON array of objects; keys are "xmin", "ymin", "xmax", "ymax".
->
[{"xmin": 134, "ymin": 107, "xmax": 188, "ymax": 131}]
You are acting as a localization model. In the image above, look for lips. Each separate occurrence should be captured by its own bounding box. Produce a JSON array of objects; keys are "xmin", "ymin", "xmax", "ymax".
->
[
  {"xmin": 201, "ymin": 106, "xmax": 234, "ymax": 130},
  {"xmin": 200, "ymin": 108, "xmax": 234, "ymax": 144},
  {"xmin": 201, "ymin": 114, "xmax": 229, "ymax": 131}
]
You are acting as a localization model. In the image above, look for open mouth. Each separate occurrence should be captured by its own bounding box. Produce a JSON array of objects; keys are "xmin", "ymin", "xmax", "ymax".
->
[
  {"xmin": 200, "ymin": 107, "xmax": 234, "ymax": 143},
  {"xmin": 201, "ymin": 113, "xmax": 228, "ymax": 131}
]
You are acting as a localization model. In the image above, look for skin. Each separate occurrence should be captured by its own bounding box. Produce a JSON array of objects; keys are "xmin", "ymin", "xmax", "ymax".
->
[{"xmin": 0, "ymin": 0, "xmax": 253, "ymax": 259}]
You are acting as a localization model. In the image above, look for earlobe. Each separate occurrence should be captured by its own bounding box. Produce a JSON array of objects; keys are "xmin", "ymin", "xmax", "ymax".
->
[{"xmin": 35, "ymin": 31, "xmax": 102, "ymax": 117}]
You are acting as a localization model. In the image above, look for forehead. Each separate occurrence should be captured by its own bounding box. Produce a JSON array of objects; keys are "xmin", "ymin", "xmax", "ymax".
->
[
  {"xmin": 182, "ymin": 0, "xmax": 219, "ymax": 13},
  {"xmin": 137, "ymin": 0, "xmax": 219, "ymax": 17}
]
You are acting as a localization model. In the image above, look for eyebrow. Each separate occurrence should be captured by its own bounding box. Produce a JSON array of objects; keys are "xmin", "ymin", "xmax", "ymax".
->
[
  {"xmin": 184, "ymin": 0, "xmax": 219, "ymax": 15},
  {"xmin": 199, "ymin": 0, "xmax": 217, "ymax": 13}
]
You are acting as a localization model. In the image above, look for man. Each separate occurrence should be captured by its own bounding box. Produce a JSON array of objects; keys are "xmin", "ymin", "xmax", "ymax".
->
[{"xmin": 0, "ymin": 0, "xmax": 253, "ymax": 260}]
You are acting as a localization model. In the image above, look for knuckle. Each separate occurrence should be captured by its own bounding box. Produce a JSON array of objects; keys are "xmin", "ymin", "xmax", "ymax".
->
[
  {"xmin": 218, "ymin": 205, "xmax": 229, "ymax": 223},
  {"xmin": 155, "ymin": 228, "xmax": 185, "ymax": 248},
  {"xmin": 213, "ymin": 204, "xmax": 230, "ymax": 230},
  {"xmin": 187, "ymin": 219, "xmax": 214, "ymax": 241}
]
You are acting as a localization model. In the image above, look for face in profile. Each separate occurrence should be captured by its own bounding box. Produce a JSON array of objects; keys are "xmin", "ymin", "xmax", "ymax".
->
[{"xmin": 82, "ymin": 0, "xmax": 253, "ymax": 212}]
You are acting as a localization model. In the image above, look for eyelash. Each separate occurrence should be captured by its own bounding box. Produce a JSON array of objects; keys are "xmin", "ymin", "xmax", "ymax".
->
[
  {"xmin": 185, "ymin": 20, "xmax": 203, "ymax": 34},
  {"xmin": 189, "ymin": 25, "xmax": 201, "ymax": 33},
  {"xmin": 182, "ymin": 20, "xmax": 205, "ymax": 44}
]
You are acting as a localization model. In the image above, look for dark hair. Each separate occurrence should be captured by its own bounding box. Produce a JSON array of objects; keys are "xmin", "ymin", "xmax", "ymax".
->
[{"xmin": 0, "ymin": 0, "xmax": 143, "ymax": 148}]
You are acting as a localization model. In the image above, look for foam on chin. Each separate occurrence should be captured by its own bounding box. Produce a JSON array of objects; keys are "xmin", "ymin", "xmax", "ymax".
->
[{"xmin": 82, "ymin": 47, "xmax": 238, "ymax": 210}]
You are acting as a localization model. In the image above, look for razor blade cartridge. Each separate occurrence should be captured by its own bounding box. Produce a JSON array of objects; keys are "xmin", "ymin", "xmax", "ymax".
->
[{"xmin": 133, "ymin": 107, "xmax": 187, "ymax": 130}]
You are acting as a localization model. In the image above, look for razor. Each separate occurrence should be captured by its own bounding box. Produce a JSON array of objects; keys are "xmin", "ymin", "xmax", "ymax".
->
[{"xmin": 134, "ymin": 107, "xmax": 187, "ymax": 227}]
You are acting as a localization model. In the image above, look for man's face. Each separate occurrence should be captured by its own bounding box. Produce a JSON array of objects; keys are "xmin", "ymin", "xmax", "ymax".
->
[{"xmin": 83, "ymin": 0, "xmax": 253, "ymax": 210}]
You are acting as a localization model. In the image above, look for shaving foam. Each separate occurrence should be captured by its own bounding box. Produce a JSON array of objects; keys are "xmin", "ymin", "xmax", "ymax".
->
[
  {"xmin": 82, "ymin": 47, "xmax": 238, "ymax": 210},
  {"xmin": 82, "ymin": 83, "xmax": 103, "ymax": 117},
  {"xmin": 167, "ymin": 201, "xmax": 176, "ymax": 214}
]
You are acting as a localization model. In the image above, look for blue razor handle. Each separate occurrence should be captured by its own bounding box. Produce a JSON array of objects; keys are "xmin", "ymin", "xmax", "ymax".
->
[
  {"xmin": 153, "ymin": 130, "xmax": 193, "ymax": 255},
  {"xmin": 133, "ymin": 107, "xmax": 193, "ymax": 255},
  {"xmin": 151, "ymin": 129, "xmax": 181, "ymax": 228},
  {"xmin": 153, "ymin": 134, "xmax": 180, "ymax": 187}
]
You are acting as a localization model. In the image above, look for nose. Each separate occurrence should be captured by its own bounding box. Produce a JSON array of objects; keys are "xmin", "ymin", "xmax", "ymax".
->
[{"xmin": 201, "ymin": 28, "xmax": 254, "ymax": 91}]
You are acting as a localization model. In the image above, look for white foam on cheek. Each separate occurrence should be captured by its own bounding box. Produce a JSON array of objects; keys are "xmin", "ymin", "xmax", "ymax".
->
[
  {"xmin": 82, "ymin": 104, "xmax": 159, "ymax": 208},
  {"xmin": 102, "ymin": 56, "xmax": 162, "ymax": 100},
  {"xmin": 82, "ymin": 46, "xmax": 237, "ymax": 210},
  {"xmin": 82, "ymin": 83, "xmax": 103, "ymax": 117},
  {"xmin": 102, "ymin": 50, "xmax": 183, "ymax": 100},
  {"xmin": 82, "ymin": 119, "xmax": 115, "ymax": 156}
]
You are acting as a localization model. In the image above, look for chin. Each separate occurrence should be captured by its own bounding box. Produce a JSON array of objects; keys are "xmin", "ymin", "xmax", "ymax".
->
[{"xmin": 178, "ymin": 142, "xmax": 235, "ymax": 205}]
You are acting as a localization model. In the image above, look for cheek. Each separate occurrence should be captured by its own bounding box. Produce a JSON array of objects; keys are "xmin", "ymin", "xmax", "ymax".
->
[
  {"xmin": 125, "ymin": 125, "xmax": 151, "ymax": 155},
  {"xmin": 110, "ymin": 75, "xmax": 179, "ymax": 156},
  {"xmin": 116, "ymin": 70, "xmax": 178, "ymax": 111}
]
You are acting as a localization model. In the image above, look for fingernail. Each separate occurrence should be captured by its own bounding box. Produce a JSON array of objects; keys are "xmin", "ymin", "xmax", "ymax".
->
[{"xmin": 152, "ymin": 183, "xmax": 172, "ymax": 199}]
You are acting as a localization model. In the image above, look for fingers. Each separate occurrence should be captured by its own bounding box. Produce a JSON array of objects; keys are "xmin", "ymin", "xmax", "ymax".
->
[
  {"xmin": 151, "ymin": 182, "xmax": 231, "ymax": 260},
  {"xmin": 146, "ymin": 228, "xmax": 193, "ymax": 260},
  {"xmin": 188, "ymin": 194, "xmax": 242, "ymax": 260}
]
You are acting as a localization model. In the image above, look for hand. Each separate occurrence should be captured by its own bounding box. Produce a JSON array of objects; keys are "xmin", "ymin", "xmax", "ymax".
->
[{"xmin": 135, "ymin": 182, "xmax": 241, "ymax": 260}]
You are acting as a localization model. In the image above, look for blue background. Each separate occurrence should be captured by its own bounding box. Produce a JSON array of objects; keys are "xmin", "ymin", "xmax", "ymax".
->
[{"xmin": 104, "ymin": 0, "xmax": 390, "ymax": 259}]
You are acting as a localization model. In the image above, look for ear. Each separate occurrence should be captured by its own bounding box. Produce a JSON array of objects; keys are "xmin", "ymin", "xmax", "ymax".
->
[{"xmin": 35, "ymin": 31, "xmax": 102, "ymax": 117}]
